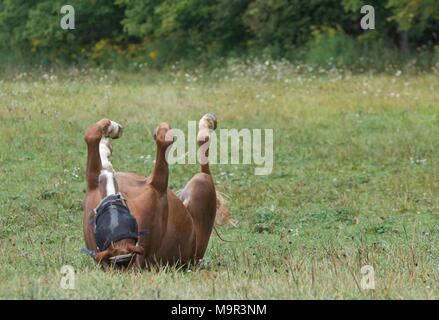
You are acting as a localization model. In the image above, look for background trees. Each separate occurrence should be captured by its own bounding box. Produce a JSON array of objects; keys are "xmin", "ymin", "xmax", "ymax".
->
[{"xmin": 0, "ymin": 0, "xmax": 438, "ymax": 67}]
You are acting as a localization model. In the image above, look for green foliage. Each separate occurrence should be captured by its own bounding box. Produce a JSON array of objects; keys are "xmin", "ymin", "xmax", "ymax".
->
[
  {"xmin": 0, "ymin": 0, "xmax": 438, "ymax": 67},
  {"xmin": 117, "ymin": 0, "xmax": 252, "ymax": 62},
  {"xmin": 243, "ymin": 0, "xmax": 350, "ymax": 55},
  {"xmin": 343, "ymin": 0, "xmax": 439, "ymax": 48},
  {"xmin": 306, "ymin": 29, "xmax": 362, "ymax": 68},
  {"xmin": 305, "ymin": 28, "xmax": 405, "ymax": 71},
  {"xmin": 386, "ymin": 0, "xmax": 439, "ymax": 32},
  {"xmin": 0, "ymin": 0, "xmax": 125, "ymax": 62}
]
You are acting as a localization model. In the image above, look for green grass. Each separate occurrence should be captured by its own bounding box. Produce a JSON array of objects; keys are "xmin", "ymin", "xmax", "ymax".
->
[{"xmin": 0, "ymin": 66, "xmax": 438, "ymax": 299}]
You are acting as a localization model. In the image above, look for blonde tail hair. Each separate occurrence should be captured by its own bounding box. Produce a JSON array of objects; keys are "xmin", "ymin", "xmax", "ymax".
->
[{"xmin": 215, "ymin": 191, "xmax": 237, "ymax": 227}]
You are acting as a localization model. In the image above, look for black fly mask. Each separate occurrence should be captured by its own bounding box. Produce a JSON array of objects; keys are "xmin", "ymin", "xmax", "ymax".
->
[{"xmin": 93, "ymin": 193, "xmax": 139, "ymax": 252}]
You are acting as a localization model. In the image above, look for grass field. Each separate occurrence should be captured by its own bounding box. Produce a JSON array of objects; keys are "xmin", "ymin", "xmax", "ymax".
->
[{"xmin": 0, "ymin": 65, "xmax": 438, "ymax": 299}]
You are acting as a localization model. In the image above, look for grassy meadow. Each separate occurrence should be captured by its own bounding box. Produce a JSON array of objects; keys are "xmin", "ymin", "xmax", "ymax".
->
[{"xmin": 0, "ymin": 64, "xmax": 438, "ymax": 299}]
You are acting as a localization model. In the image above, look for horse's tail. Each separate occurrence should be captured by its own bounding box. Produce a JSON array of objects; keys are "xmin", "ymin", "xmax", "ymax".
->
[{"xmin": 215, "ymin": 191, "xmax": 237, "ymax": 227}]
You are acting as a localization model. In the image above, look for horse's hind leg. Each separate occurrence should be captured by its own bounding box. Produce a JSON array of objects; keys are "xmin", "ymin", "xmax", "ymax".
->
[
  {"xmin": 178, "ymin": 113, "xmax": 218, "ymax": 260},
  {"xmin": 180, "ymin": 173, "xmax": 217, "ymax": 260},
  {"xmin": 197, "ymin": 113, "xmax": 217, "ymax": 175}
]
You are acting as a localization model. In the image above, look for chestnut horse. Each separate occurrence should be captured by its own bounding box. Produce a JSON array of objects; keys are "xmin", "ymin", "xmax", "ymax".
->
[{"xmin": 82, "ymin": 113, "xmax": 225, "ymax": 269}]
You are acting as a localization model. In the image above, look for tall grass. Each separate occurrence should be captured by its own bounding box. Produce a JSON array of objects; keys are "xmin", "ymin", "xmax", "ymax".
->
[
  {"xmin": 0, "ymin": 66, "xmax": 438, "ymax": 299},
  {"xmin": 2, "ymin": 34, "xmax": 439, "ymax": 75},
  {"xmin": 305, "ymin": 32, "xmax": 439, "ymax": 72}
]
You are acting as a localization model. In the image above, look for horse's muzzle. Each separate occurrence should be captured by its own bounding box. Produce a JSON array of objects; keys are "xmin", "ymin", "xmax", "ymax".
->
[{"xmin": 108, "ymin": 253, "xmax": 136, "ymax": 269}]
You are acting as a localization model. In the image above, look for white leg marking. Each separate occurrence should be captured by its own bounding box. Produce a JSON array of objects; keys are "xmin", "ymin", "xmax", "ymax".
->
[
  {"xmin": 99, "ymin": 119, "xmax": 123, "ymax": 196},
  {"xmin": 101, "ymin": 170, "xmax": 116, "ymax": 195},
  {"xmin": 99, "ymin": 138, "xmax": 113, "ymax": 171},
  {"xmin": 99, "ymin": 138, "xmax": 117, "ymax": 196}
]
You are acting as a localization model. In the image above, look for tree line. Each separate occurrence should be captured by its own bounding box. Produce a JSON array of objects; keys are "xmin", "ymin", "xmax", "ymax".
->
[{"xmin": 0, "ymin": 0, "xmax": 438, "ymax": 67}]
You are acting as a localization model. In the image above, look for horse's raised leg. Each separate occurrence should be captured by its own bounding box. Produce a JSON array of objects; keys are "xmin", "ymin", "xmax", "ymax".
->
[
  {"xmin": 83, "ymin": 119, "xmax": 123, "ymax": 250},
  {"xmin": 98, "ymin": 138, "xmax": 119, "ymax": 198},
  {"xmin": 83, "ymin": 119, "xmax": 142, "ymax": 266},
  {"xmin": 150, "ymin": 122, "xmax": 174, "ymax": 193},
  {"xmin": 178, "ymin": 114, "xmax": 218, "ymax": 260}
]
